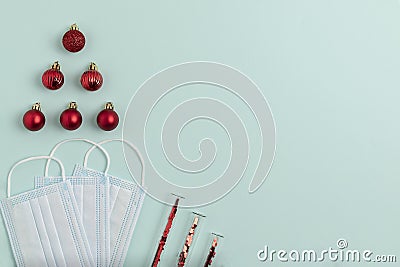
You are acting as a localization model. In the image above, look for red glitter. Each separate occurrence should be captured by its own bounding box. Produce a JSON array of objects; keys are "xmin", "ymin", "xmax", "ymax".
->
[
  {"xmin": 151, "ymin": 198, "xmax": 179, "ymax": 267},
  {"xmin": 204, "ymin": 237, "xmax": 218, "ymax": 266},
  {"xmin": 62, "ymin": 28, "xmax": 85, "ymax": 52},
  {"xmin": 178, "ymin": 216, "xmax": 199, "ymax": 267}
]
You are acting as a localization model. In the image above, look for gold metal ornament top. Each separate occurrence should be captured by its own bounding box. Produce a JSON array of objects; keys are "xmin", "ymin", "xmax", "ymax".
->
[
  {"xmin": 51, "ymin": 61, "xmax": 60, "ymax": 70},
  {"xmin": 68, "ymin": 102, "xmax": 78, "ymax": 109},
  {"xmin": 70, "ymin": 23, "xmax": 79, "ymax": 31},
  {"xmin": 32, "ymin": 103, "xmax": 41, "ymax": 111},
  {"xmin": 105, "ymin": 102, "xmax": 114, "ymax": 110},
  {"xmin": 89, "ymin": 62, "xmax": 98, "ymax": 71}
]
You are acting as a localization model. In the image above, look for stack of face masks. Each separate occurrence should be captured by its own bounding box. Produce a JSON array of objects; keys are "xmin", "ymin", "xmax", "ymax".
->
[
  {"xmin": 74, "ymin": 139, "xmax": 146, "ymax": 267},
  {"xmin": 0, "ymin": 138, "xmax": 146, "ymax": 267}
]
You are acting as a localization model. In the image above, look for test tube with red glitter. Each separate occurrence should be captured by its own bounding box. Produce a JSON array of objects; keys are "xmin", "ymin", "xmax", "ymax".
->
[
  {"xmin": 203, "ymin": 233, "xmax": 224, "ymax": 266},
  {"xmin": 151, "ymin": 194, "xmax": 183, "ymax": 267},
  {"xmin": 177, "ymin": 212, "xmax": 206, "ymax": 267}
]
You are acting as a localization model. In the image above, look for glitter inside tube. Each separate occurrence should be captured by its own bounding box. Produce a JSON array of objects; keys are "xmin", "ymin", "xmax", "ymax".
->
[
  {"xmin": 203, "ymin": 233, "xmax": 224, "ymax": 266},
  {"xmin": 151, "ymin": 197, "xmax": 180, "ymax": 267},
  {"xmin": 177, "ymin": 212, "xmax": 205, "ymax": 267}
]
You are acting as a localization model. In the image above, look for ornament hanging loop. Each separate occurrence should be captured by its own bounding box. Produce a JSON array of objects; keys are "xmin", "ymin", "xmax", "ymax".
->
[
  {"xmin": 89, "ymin": 62, "xmax": 98, "ymax": 71},
  {"xmin": 70, "ymin": 23, "xmax": 79, "ymax": 30},
  {"xmin": 32, "ymin": 103, "xmax": 41, "ymax": 111},
  {"xmin": 105, "ymin": 102, "xmax": 114, "ymax": 110},
  {"xmin": 68, "ymin": 102, "xmax": 78, "ymax": 109},
  {"xmin": 51, "ymin": 61, "xmax": 60, "ymax": 70}
]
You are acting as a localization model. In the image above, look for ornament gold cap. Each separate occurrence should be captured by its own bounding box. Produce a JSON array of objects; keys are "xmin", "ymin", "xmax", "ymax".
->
[
  {"xmin": 70, "ymin": 23, "xmax": 79, "ymax": 30},
  {"xmin": 51, "ymin": 61, "xmax": 61, "ymax": 70},
  {"xmin": 105, "ymin": 102, "xmax": 114, "ymax": 110},
  {"xmin": 32, "ymin": 102, "xmax": 41, "ymax": 111},
  {"xmin": 68, "ymin": 102, "xmax": 78, "ymax": 109},
  {"xmin": 89, "ymin": 62, "xmax": 98, "ymax": 71}
]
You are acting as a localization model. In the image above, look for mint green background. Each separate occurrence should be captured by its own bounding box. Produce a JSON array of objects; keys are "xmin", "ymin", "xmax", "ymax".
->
[{"xmin": 1, "ymin": 0, "xmax": 400, "ymax": 266}]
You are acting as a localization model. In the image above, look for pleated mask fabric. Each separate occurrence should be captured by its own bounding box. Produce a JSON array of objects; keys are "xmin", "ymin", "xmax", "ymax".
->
[
  {"xmin": 0, "ymin": 156, "xmax": 94, "ymax": 267},
  {"xmin": 74, "ymin": 139, "xmax": 146, "ymax": 267},
  {"xmin": 41, "ymin": 138, "xmax": 112, "ymax": 267},
  {"xmin": 34, "ymin": 175, "xmax": 109, "ymax": 267}
]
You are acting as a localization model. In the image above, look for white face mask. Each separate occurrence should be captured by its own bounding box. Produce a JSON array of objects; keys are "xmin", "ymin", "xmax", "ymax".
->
[
  {"xmin": 0, "ymin": 156, "xmax": 94, "ymax": 267},
  {"xmin": 36, "ymin": 139, "xmax": 111, "ymax": 267},
  {"xmin": 74, "ymin": 138, "xmax": 146, "ymax": 267}
]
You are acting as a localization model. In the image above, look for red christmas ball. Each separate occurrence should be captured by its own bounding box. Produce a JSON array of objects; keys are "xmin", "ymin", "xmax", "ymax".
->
[
  {"xmin": 81, "ymin": 62, "xmax": 103, "ymax": 91},
  {"xmin": 62, "ymin": 24, "xmax": 85, "ymax": 53},
  {"xmin": 60, "ymin": 102, "xmax": 82, "ymax": 131},
  {"xmin": 23, "ymin": 103, "xmax": 45, "ymax": 131},
  {"xmin": 97, "ymin": 102, "xmax": 119, "ymax": 131},
  {"xmin": 42, "ymin": 62, "xmax": 64, "ymax": 90}
]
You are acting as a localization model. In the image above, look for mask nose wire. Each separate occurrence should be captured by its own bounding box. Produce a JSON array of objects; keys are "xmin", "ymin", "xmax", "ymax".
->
[
  {"xmin": 44, "ymin": 138, "xmax": 111, "ymax": 176},
  {"xmin": 83, "ymin": 139, "xmax": 145, "ymax": 187},
  {"xmin": 7, "ymin": 156, "xmax": 66, "ymax": 198}
]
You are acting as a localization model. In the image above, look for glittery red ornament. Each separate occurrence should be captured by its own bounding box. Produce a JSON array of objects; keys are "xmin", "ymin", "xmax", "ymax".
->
[
  {"xmin": 62, "ymin": 24, "xmax": 85, "ymax": 53},
  {"xmin": 80, "ymin": 62, "xmax": 103, "ymax": 91},
  {"xmin": 97, "ymin": 102, "xmax": 119, "ymax": 131},
  {"xmin": 60, "ymin": 102, "xmax": 82, "ymax": 130},
  {"xmin": 42, "ymin": 61, "xmax": 64, "ymax": 90},
  {"xmin": 23, "ymin": 103, "xmax": 45, "ymax": 131}
]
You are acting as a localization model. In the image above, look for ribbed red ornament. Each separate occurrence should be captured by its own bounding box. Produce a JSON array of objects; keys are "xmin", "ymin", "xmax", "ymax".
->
[
  {"xmin": 81, "ymin": 62, "xmax": 103, "ymax": 91},
  {"xmin": 23, "ymin": 103, "xmax": 45, "ymax": 131},
  {"xmin": 97, "ymin": 102, "xmax": 119, "ymax": 131},
  {"xmin": 42, "ymin": 61, "xmax": 64, "ymax": 90},
  {"xmin": 62, "ymin": 24, "xmax": 85, "ymax": 53},
  {"xmin": 60, "ymin": 102, "xmax": 82, "ymax": 130}
]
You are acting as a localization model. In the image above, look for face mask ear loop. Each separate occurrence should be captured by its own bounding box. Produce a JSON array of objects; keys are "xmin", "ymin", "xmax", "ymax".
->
[
  {"xmin": 44, "ymin": 138, "xmax": 111, "ymax": 177},
  {"xmin": 7, "ymin": 156, "xmax": 66, "ymax": 198},
  {"xmin": 83, "ymin": 139, "xmax": 145, "ymax": 187}
]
